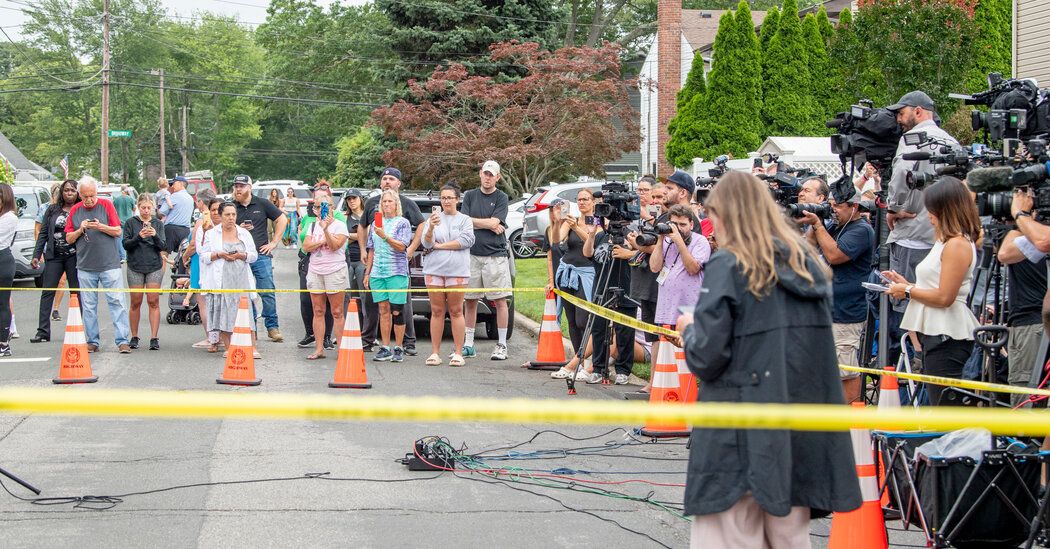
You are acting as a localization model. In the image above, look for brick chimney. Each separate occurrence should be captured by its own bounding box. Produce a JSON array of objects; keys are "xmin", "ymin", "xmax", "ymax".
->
[{"xmin": 657, "ymin": 0, "xmax": 682, "ymax": 176}]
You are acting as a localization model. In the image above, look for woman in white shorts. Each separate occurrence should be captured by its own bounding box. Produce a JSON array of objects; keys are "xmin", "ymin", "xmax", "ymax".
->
[
  {"xmin": 303, "ymin": 192, "xmax": 349, "ymax": 360},
  {"xmin": 421, "ymin": 184, "xmax": 475, "ymax": 366}
]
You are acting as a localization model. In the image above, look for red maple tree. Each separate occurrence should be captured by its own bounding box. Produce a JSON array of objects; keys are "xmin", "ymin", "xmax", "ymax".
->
[{"xmin": 370, "ymin": 41, "xmax": 640, "ymax": 195}]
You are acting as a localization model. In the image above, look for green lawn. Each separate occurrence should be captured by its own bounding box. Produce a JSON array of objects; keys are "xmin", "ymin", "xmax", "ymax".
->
[{"xmin": 515, "ymin": 257, "xmax": 650, "ymax": 380}]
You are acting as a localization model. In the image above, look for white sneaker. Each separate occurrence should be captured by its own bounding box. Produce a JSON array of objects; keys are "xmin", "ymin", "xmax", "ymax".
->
[
  {"xmin": 551, "ymin": 368, "xmax": 573, "ymax": 379},
  {"xmin": 574, "ymin": 369, "xmax": 591, "ymax": 381},
  {"xmin": 614, "ymin": 374, "xmax": 630, "ymax": 385},
  {"xmin": 584, "ymin": 372, "xmax": 604, "ymax": 384},
  {"xmin": 490, "ymin": 343, "xmax": 507, "ymax": 360}
]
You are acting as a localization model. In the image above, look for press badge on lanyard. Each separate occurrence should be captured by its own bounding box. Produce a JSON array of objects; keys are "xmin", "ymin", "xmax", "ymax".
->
[{"xmin": 656, "ymin": 267, "xmax": 670, "ymax": 285}]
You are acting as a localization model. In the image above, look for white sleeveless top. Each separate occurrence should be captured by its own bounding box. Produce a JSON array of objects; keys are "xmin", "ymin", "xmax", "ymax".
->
[{"xmin": 900, "ymin": 239, "xmax": 979, "ymax": 340}]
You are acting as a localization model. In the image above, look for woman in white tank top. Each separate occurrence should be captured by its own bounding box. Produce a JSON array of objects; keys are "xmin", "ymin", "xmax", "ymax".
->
[
  {"xmin": 282, "ymin": 187, "xmax": 300, "ymax": 249},
  {"xmin": 882, "ymin": 177, "xmax": 981, "ymax": 406}
]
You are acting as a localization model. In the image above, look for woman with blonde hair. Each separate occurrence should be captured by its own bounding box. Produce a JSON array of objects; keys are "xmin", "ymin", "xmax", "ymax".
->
[
  {"xmin": 365, "ymin": 189, "xmax": 413, "ymax": 363},
  {"xmin": 883, "ymin": 177, "xmax": 981, "ymax": 406},
  {"xmin": 675, "ymin": 171, "xmax": 861, "ymax": 547}
]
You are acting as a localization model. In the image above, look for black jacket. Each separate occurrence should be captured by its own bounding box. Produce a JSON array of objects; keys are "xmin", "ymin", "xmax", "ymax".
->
[
  {"xmin": 33, "ymin": 204, "xmax": 75, "ymax": 261},
  {"xmin": 122, "ymin": 217, "xmax": 166, "ymax": 274},
  {"xmin": 682, "ymin": 246, "xmax": 863, "ymax": 518}
]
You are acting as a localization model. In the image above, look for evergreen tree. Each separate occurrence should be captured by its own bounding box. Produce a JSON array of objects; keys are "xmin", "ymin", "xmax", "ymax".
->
[
  {"xmin": 827, "ymin": 8, "xmax": 860, "ymax": 110},
  {"xmin": 679, "ymin": 3, "xmax": 762, "ymax": 162},
  {"xmin": 759, "ymin": 6, "xmax": 780, "ymax": 138},
  {"xmin": 816, "ymin": 5, "xmax": 834, "ymax": 45},
  {"xmin": 761, "ymin": 0, "xmax": 818, "ymax": 135},
  {"xmin": 802, "ymin": 13, "xmax": 835, "ymax": 131},
  {"xmin": 965, "ymin": 0, "xmax": 1012, "ymax": 93},
  {"xmin": 666, "ymin": 50, "xmax": 708, "ymax": 167}
]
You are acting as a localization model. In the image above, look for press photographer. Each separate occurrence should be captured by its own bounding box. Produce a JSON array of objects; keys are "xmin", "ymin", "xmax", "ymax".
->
[
  {"xmin": 798, "ymin": 178, "xmax": 875, "ymax": 403},
  {"xmin": 996, "ymin": 227, "xmax": 1049, "ymax": 405}
]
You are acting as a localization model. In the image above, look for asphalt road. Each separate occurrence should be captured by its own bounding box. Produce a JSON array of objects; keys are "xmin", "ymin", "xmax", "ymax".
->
[{"xmin": 0, "ymin": 248, "xmax": 929, "ymax": 548}]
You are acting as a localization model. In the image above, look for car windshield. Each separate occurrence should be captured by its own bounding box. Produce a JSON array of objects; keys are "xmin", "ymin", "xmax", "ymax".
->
[{"xmin": 14, "ymin": 191, "xmax": 42, "ymax": 220}]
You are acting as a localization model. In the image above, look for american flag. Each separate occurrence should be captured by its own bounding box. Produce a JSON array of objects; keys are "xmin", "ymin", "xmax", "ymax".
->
[{"xmin": 59, "ymin": 155, "xmax": 69, "ymax": 179}]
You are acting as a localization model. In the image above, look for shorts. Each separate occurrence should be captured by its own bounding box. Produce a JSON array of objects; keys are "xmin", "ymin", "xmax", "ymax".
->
[
  {"xmin": 127, "ymin": 267, "xmax": 164, "ymax": 287},
  {"xmin": 833, "ymin": 322, "xmax": 865, "ymax": 379},
  {"xmin": 370, "ymin": 274, "xmax": 409, "ymax": 305},
  {"xmin": 466, "ymin": 255, "xmax": 512, "ymax": 300},
  {"xmin": 425, "ymin": 274, "xmax": 468, "ymax": 287},
  {"xmin": 307, "ymin": 266, "xmax": 349, "ymax": 294}
]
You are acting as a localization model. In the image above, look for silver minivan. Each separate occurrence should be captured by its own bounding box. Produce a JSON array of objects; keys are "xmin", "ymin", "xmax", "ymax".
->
[{"xmin": 521, "ymin": 181, "xmax": 602, "ymax": 249}]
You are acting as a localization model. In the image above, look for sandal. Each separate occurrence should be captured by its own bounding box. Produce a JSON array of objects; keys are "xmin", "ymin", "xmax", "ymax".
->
[
  {"xmin": 425, "ymin": 354, "xmax": 442, "ymax": 366},
  {"xmin": 208, "ymin": 344, "xmax": 219, "ymax": 353},
  {"xmin": 306, "ymin": 352, "xmax": 326, "ymax": 360},
  {"xmin": 449, "ymin": 354, "xmax": 465, "ymax": 367}
]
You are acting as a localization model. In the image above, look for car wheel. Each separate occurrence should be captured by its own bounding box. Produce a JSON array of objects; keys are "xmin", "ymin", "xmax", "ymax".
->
[{"xmin": 510, "ymin": 230, "xmax": 536, "ymax": 259}]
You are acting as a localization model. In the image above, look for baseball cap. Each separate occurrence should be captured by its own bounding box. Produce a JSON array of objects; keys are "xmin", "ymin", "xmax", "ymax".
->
[
  {"xmin": 233, "ymin": 174, "xmax": 252, "ymax": 186},
  {"xmin": 380, "ymin": 167, "xmax": 402, "ymax": 181},
  {"xmin": 481, "ymin": 160, "xmax": 501, "ymax": 177},
  {"xmin": 662, "ymin": 169, "xmax": 695, "ymax": 195},
  {"xmin": 171, "ymin": 175, "xmax": 188, "ymax": 184},
  {"xmin": 346, "ymin": 189, "xmax": 363, "ymax": 199},
  {"xmin": 886, "ymin": 90, "xmax": 936, "ymax": 112}
]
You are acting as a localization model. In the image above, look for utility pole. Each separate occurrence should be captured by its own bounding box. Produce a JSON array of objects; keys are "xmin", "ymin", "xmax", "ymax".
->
[
  {"xmin": 180, "ymin": 105, "xmax": 189, "ymax": 173},
  {"xmin": 100, "ymin": 0, "xmax": 111, "ymax": 183},
  {"xmin": 152, "ymin": 68, "xmax": 165, "ymax": 179}
]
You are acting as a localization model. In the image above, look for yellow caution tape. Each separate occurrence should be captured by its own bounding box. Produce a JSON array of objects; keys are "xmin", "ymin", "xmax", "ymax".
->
[
  {"xmin": 554, "ymin": 288, "xmax": 679, "ymax": 338},
  {"xmin": 841, "ymin": 364, "xmax": 1050, "ymax": 398},
  {"xmin": 1, "ymin": 387, "xmax": 1048, "ymax": 434}
]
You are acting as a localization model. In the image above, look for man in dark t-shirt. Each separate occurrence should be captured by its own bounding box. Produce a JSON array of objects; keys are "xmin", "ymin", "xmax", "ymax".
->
[
  {"xmin": 232, "ymin": 174, "xmax": 288, "ymax": 342},
  {"xmin": 801, "ymin": 186, "xmax": 874, "ymax": 404},
  {"xmin": 359, "ymin": 167, "xmax": 422, "ymax": 355},
  {"xmin": 998, "ymin": 230, "xmax": 1050, "ymax": 405},
  {"xmin": 461, "ymin": 160, "xmax": 511, "ymax": 361}
]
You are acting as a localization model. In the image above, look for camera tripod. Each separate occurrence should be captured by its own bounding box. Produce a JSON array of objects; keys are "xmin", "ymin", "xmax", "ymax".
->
[{"xmin": 565, "ymin": 237, "xmax": 637, "ymax": 395}]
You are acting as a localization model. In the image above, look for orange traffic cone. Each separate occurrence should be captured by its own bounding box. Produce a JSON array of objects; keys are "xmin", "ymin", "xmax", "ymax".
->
[
  {"xmin": 639, "ymin": 336, "xmax": 690, "ymax": 438},
  {"xmin": 52, "ymin": 294, "xmax": 97, "ymax": 384},
  {"xmin": 526, "ymin": 291, "xmax": 568, "ymax": 371},
  {"xmin": 877, "ymin": 367, "xmax": 901, "ymax": 508},
  {"xmin": 217, "ymin": 295, "xmax": 260, "ymax": 386},
  {"xmin": 829, "ymin": 402, "xmax": 889, "ymax": 549},
  {"xmin": 878, "ymin": 366, "xmax": 901, "ymax": 410},
  {"xmin": 671, "ymin": 332, "xmax": 698, "ymax": 404},
  {"xmin": 330, "ymin": 298, "xmax": 371, "ymax": 389}
]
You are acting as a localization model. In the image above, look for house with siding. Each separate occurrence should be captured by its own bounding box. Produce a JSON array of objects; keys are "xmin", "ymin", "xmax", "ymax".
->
[
  {"xmin": 0, "ymin": 130, "xmax": 51, "ymax": 182},
  {"xmin": 1014, "ymin": 0, "xmax": 1050, "ymax": 84}
]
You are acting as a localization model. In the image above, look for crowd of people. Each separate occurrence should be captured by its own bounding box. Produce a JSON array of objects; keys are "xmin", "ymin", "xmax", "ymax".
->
[{"xmin": 7, "ymin": 161, "xmax": 516, "ymax": 368}]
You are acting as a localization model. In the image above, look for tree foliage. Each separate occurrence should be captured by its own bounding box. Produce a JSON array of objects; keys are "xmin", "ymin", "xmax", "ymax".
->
[
  {"xmin": 370, "ymin": 41, "xmax": 639, "ymax": 196},
  {"xmin": 334, "ymin": 125, "xmax": 388, "ymax": 187},
  {"xmin": 802, "ymin": 13, "xmax": 835, "ymax": 130},
  {"xmin": 761, "ymin": 0, "xmax": 817, "ymax": 135},
  {"xmin": 964, "ymin": 0, "xmax": 1011, "ymax": 93},
  {"xmin": 665, "ymin": 46, "xmax": 707, "ymax": 167},
  {"xmin": 815, "ymin": 5, "xmax": 834, "ymax": 43}
]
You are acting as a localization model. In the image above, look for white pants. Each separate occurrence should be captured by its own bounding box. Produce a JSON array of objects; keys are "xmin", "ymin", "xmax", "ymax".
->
[{"xmin": 690, "ymin": 494, "xmax": 811, "ymax": 549}]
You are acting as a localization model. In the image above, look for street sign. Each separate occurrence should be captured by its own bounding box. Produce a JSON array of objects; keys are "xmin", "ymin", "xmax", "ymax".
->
[{"xmin": 107, "ymin": 130, "xmax": 132, "ymax": 138}]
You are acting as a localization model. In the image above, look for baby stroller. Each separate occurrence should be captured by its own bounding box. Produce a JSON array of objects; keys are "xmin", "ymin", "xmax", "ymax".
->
[{"xmin": 166, "ymin": 236, "xmax": 201, "ymax": 325}]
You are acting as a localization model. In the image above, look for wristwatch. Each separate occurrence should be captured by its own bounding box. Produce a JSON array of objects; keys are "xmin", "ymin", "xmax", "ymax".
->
[
  {"xmin": 905, "ymin": 284, "xmax": 914, "ymax": 297},
  {"xmin": 1015, "ymin": 210, "xmax": 1034, "ymax": 220}
]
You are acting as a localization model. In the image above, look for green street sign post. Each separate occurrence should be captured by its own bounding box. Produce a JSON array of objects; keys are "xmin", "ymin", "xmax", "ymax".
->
[{"xmin": 108, "ymin": 130, "xmax": 132, "ymax": 138}]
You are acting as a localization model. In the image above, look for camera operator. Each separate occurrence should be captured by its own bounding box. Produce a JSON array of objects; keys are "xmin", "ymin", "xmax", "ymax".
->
[
  {"xmin": 884, "ymin": 91, "xmax": 960, "ymax": 363},
  {"xmin": 997, "ymin": 226, "xmax": 1050, "ymax": 405},
  {"xmin": 581, "ymin": 223, "xmax": 637, "ymax": 385},
  {"xmin": 1010, "ymin": 190, "xmax": 1050, "ymax": 252},
  {"xmin": 799, "ymin": 180, "xmax": 875, "ymax": 403}
]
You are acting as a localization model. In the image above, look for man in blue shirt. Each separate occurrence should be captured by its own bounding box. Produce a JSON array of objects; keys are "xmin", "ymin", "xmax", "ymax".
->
[
  {"xmin": 798, "ymin": 177, "xmax": 875, "ymax": 404},
  {"xmin": 158, "ymin": 175, "xmax": 194, "ymax": 255}
]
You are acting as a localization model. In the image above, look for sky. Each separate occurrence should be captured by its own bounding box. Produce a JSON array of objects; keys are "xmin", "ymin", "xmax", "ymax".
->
[{"xmin": 1, "ymin": 0, "xmax": 353, "ymax": 40}]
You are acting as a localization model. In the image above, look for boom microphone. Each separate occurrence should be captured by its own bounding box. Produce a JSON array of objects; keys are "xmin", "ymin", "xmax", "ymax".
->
[
  {"xmin": 966, "ymin": 166, "xmax": 1015, "ymax": 192},
  {"xmin": 902, "ymin": 151, "xmax": 932, "ymax": 161}
]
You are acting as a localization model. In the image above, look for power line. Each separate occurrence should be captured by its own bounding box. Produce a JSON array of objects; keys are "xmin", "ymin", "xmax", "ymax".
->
[
  {"xmin": 0, "ymin": 83, "xmax": 97, "ymax": 94},
  {"xmin": 111, "ymin": 80, "xmax": 381, "ymax": 108},
  {"xmin": 113, "ymin": 66, "xmax": 391, "ymax": 98}
]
